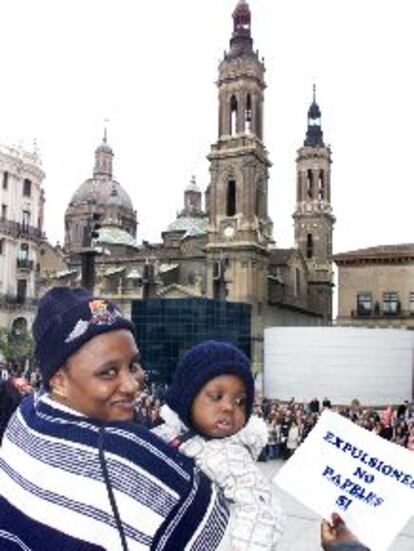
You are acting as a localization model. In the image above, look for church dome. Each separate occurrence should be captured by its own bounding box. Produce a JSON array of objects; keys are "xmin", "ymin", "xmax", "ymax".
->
[
  {"xmin": 96, "ymin": 225, "xmax": 137, "ymax": 248},
  {"xmin": 166, "ymin": 216, "xmax": 208, "ymax": 237},
  {"xmin": 69, "ymin": 178, "xmax": 134, "ymax": 211}
]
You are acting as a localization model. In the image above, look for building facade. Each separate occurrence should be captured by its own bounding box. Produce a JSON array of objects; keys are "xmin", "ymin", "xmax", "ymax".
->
[
  {"xmin": 334, "ymin": 244, "xmax": 414, "ymax": 329},
  {"xmin": 0, "ymin": 144, "xmax": 45, "ymax": 332},
  {"xmin": 49, "ymin": 0, "xmax": 335, "ymax": 374}
]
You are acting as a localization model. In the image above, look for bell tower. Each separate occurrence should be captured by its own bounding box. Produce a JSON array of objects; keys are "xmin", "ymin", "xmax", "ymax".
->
[
  {"xmin": 206, "ymin": 0, "xmax": 272, "ymax": 365},
  {"xmin": 207, "ymin": 0, "xmax": 272, "ymax": 247},
  {"xmin": 293, "ymin": 86, "xmax": 335, "ymax": 321}
]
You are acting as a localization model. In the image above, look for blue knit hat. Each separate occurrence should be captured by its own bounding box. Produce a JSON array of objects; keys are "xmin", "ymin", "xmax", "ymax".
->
[
  {"xmin": 33, "ymin": 287, "xmax": 135, "ymax": 388},
  {"xmin": 165, "ymin": 340, "xmax": 254, "ymax": 429}
]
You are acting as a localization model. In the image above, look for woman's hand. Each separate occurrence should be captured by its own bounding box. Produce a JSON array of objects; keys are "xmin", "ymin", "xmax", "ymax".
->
[{"xmin": 321, "ymin": 513, "xmax": 360, "ymax": 549}]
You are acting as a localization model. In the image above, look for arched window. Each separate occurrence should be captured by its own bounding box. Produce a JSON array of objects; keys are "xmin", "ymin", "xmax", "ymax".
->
[
  {"xmin": 319, "ymin": 170, "xmax": 325, "ymax": 199},
  {"xmin": 23, "ymin": 179, "xmax": 31, "ymax": 197},
  {"xmin": 245, "ymin": 94, "xmax": 252, "ymax": 133},
  {"xmin": 12, "ymin": 317, "xmax": 27, "ymax": 337},
  {"xmin": 256, "ymin": 101, "xmax": 262, "ymax": 139},
  {"xmin": 230, "ymin": 95, "xmax": 238, "ymax": 136},
  {"xmin": 307, "ymin": 169, "xmax": 313, "ymax": 199},
  {"xmin": 297, "ymin": 172, "xmax": 302, "ymax": 201},
  {"xmin": 226, "ymin": 180, "xmax": 236, "ymax": 216},
  {"xmin": 19, "ymin": 243, "xmax": 29, "ymax": 261},
  {"xmin": 306, "ymin": 233, "xmax": 313, "ymax": 259}
]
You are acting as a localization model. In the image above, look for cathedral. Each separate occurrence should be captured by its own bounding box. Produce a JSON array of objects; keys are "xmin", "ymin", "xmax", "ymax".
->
[{"xmin": 42, "ymin": 0, "xmax": 335, "ymax": 371}]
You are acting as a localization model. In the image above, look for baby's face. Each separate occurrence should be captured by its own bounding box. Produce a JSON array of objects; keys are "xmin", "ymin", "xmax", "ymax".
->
[{"xmin": 190, "ymin": 374, "xmax": 247, "ymax": 438}]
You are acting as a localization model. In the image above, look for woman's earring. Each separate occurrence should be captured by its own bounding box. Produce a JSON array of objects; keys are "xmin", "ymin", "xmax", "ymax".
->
[{"xmin": 52, "ymin": 387, "xmax": 66, "ymax": 399}]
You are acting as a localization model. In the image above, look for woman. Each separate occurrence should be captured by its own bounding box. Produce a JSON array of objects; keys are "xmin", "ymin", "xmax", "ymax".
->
[{"xmin": 0, "ymin": 287, "xmax": 229, "ymax": 550}]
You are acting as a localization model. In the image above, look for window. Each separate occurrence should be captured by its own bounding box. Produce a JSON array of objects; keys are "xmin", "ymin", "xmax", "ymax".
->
[
  {"xmin": 306, "ymin": 233, "xmax": 313, "ymax": 259},
  {"xmin": 410, "ymin": 292, "xmax": 414, "ymax": 314},
  {"xmin": 18, "ymin": 243, "xmax": 29, "ymax": 262},
  {"xmin": 226, "ymin": 180, "xmax": 236, "ymax": 216},
  {"xmin": 319, "ymin": 170, "xmax": 325, "ymax": 199},
  {"xmin": 213, "ymin": 260, "xmax": 221, "ymax": 280},
  {"xmin": 357, "ymin": 292, "xmax": 372, "ymax": 315},
  {"xmin": 2, "ymin": 172, "xmax": 8, "ymax": 190},
  {"xmin": 295, "ymin": 268, "xmax": 301, "ymax": 297},
  {"xmin": 255, "ymin": 186, "xmax": 261, "ymax": 217},
  {"xmin": 307, "ymin": 169, "xmax": 313, "ymax": 199},
  {"xmin": 16, "ymin": 279, "xmax": 27, "ymax": 304},
  {"xmin": 230, "ymin": 95, "xmax": 238, "ymax": 136},
  {"xmin": 22, "ymin": 210, "xmax": 31, "ymax": 228},
  {"xmin": 1, "ymin": 204, "xmax": 7, "ymax": 220},
  {"xmin": 383, "ymin": 292, "xmax": 399, "ymax": 315},
  {"xmin": 23, "ymin": 178, "xmax": 32, "ymax": 197},
  {"xmin": 245, "ymin": 94, "xmax": 252, "ymax": 133},
  {"xmin": 12, "ymin": 317, "xmax": 27, "ymax": 337}
]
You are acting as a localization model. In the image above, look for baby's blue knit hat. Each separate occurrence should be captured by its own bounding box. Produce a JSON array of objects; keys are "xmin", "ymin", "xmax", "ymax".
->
[{"xmin": 165, "ymin": 340, "xmax": 254, "ymax": 429}]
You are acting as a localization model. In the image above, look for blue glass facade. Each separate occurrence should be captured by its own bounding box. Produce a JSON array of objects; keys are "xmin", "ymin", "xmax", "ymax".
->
[{"xmin": 131, "ymin": 298, "xmax": 251, "ymax": 384}]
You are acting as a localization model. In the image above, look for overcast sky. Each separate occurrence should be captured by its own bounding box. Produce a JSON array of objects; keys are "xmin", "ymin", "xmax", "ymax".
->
[{"xmin": 0, "ymin": 0, "xmax": 412, "ymax": 254}]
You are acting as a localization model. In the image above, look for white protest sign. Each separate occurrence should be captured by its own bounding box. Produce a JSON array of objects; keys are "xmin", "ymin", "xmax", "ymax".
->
[{"xmin": 274, "ymin": 410, "xmax": 414, "ymax": 551}]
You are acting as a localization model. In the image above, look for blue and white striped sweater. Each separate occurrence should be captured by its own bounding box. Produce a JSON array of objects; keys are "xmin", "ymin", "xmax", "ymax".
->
[{"xmin": 0, "ymin": 394, "xmax": 229, "ymax": 550}]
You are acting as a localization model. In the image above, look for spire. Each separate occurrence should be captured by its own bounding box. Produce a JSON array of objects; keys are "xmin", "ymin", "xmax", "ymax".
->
[
  {"xmin": 183, "ymin": 175, "xmax": 202, "ymax": 216},
  {"xmin": 304, "ymin": 84, "xmax": 325, "ymax": 147},
  {"xmin": 94, "ymin": 124, "xmax": 114, "ymax": 179},
  {"xmin": 229, "ymin": 0, "xmax": 253, "ymax": 58},
  {"xmin": 185, "ymin": 175, "xmax": 200, "ymax": 193}
]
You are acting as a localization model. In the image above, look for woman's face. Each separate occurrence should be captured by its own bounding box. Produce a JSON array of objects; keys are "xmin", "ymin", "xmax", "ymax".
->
[{"xmin": 50, "ymin": 330, "xmax": 144, "ymax": 422}]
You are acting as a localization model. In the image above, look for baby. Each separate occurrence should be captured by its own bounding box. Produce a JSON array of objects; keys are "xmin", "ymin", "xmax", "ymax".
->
[{"xmin": 153, "ymin": 340, "xmax": 284, "ymax": 551}]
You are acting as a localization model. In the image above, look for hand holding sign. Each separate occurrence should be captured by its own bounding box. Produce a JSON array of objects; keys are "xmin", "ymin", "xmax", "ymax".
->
[
  {"xmin": 321, "ymin": 513, "xmax": 367, "ymax": 550},
  {"xmin": 274, "ymin": 410, "xmax": 414, "ymax": 551}
]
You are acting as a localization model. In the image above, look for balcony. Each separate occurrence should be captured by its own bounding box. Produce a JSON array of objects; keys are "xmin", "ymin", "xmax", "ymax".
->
[
  {"xmin": 0, "ymin": 294, "xmax": 38, "ymax": 310},
  {"xmin": 0, "ymin": 219, "xmax": 43, "ymax": 240},
  {"xmin": 351, "ymin": 308, "xmax": 372, "ymax": 317},
  {"xmin": 351, "ymin": 308, "xmax": 414, "ymax": 319},
  {"xmin": 17, "ymin": 258, "xmax": 34, "ymax": 270}
]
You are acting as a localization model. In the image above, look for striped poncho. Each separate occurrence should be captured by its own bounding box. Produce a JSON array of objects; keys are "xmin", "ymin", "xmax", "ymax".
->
[{"xmin": 0, "ymin": 394, "xmax": 229, "ymax": 550}]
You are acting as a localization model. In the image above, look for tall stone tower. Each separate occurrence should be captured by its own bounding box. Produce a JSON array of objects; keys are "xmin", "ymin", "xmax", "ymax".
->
[
  {"xmin": 293, "ymin": 86, "xmax": 335, "ymax": 321},
  {"xmin": 206, "ymin": 0, "xmax": 273, "ymax": 363}
]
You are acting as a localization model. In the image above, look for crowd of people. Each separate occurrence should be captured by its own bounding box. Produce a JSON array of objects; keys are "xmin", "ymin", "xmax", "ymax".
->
[
  {"xmin": 132, "ymin": 389, "xmax": 414, "ymax": 459},
  {"xmin": 255, "ymin": 396, "xmax": 414, "ymax": 459},
  {"xmin": 3, "ymin": 359, "xmax": 414, "ymax": 457}
]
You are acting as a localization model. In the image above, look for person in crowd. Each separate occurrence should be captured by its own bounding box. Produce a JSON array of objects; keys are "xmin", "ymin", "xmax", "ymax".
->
[
  {"xmin": 322, "ymin": 397, "xmax": 332, "ymax": 409},
  {"xmin": 0, "ymin": 379, "xmax": 21, "ymax": 445},
  {"xmin": 285, "ymin": 417, "xmax": 300, "ymax": 459},
  {"xmin": 0, "ymin": 287, "xmax": 230, "ymax": 550},
  {"xmin": 0, "ymin": 364, "xmax": 9, "ymax": 381},
  {"xmin": 381, "ymin": 404, "xmax": 394, "ymax": 430},
  {"xmin": 309, "ymin": 397, "xmax": 320, "ymax": 414},
  {"xmin": 153, "ymin": 340, "xmax": 284, "ymax": 551},
  {"xmin": 279, "ymin": 414, "xmax": 291, "ymax": 460},
  {"xmin": 266, "ymin": 412, "xmax": 281, "ymax": 460},
  {"xmin": 396, "ymin": 399, "xmax": 408, "ymax": 420},
  {"xmin": 393, "ymin": 420, "xmax": 408, "ymax": 447},
  {"xmin": 407, "ymin": 424, "xmax": 414, "ymax": 452}
]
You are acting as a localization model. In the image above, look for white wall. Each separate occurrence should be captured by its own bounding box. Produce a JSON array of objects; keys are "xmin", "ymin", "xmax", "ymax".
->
[{"xmin": 264, "ymin": 327, "xmax": 414, "ymax": 405}]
